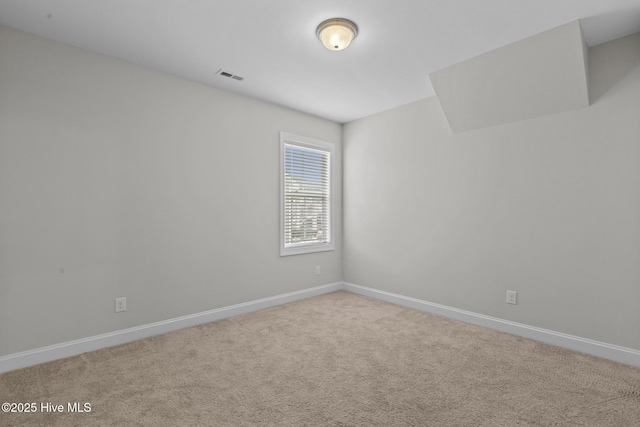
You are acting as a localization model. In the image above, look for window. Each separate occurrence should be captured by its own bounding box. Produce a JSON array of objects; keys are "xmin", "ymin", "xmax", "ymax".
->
[{"xmin": 280, "ymin": 132, "xmax": 334, "ymax": 256}]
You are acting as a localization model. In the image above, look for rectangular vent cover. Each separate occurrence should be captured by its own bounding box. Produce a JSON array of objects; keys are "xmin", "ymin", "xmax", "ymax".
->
[{"xmin": 216, "ymin": 69, "xmax": 244, "ymax": 81}]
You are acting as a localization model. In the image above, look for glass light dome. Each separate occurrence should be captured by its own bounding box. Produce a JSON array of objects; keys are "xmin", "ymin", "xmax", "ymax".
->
[{"xmin": 316, "ymin": 18, "xmax": 358, "ymax": 51}]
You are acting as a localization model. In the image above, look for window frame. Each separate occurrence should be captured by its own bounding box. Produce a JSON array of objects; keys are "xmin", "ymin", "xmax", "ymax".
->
[{"xmin": 280, "ymin": 132, "xmax": 335, "ymax": 256}]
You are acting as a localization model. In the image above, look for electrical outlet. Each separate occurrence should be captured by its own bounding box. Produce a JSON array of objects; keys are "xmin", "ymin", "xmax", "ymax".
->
[
  {"xmin": 315, "ymin": 266, "xmax": 320, "ymax": 276},
  {"xmin": 115, "ymin": 297, "xmax": 127, "ymax": 312},
  {"xmin": 506, "ymin": 291, "xmax": 517, "ymax": 305}
]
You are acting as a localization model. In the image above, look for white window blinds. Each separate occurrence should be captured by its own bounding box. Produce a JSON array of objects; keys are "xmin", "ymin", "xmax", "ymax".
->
[{"xmin": 280, "ymin": 133, "xmax": 334, "ymax": 256}]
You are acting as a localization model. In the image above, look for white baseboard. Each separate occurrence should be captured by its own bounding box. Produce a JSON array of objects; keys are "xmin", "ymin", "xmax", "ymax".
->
[
  {"xmin": 343, "ymin": 282, "xmax": 640, "ymax": 368},
  {"xmin": 3, "ymin": 281, "xmax": 638, "ymax": 373},
  {"xmin": 0, "ymin": 282, "xmax": 343, "ymax": 374}
]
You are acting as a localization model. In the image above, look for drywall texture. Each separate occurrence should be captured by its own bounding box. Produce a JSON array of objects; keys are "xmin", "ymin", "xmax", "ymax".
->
[
  {"xmin": 0, "ymin": 25, "xmax": 342, "ymax": 356},
  {"xmin": 344, "ymin": 32, "xmax": 640, "ymax": 351},
  {"xmin": 429, "ymin": 21, "xmax": 590, "ymax": 133}
]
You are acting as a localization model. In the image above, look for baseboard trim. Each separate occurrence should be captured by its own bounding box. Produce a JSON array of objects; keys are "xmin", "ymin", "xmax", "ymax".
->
[
  {"xmin": 0, "ymin": 282, "xmax": 343, "ymax": 374},
  {"xmin": 3, "ymin": 281, "xmax": 638, "ymax": 373},
  {"xmin": 343, "ymin": 282, "xmax": 640, "ymax": 368}
]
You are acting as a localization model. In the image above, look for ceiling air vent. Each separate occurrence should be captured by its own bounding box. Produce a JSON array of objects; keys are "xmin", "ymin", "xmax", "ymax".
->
[{"xmin": 216, "ymin": 69, "xmax": 244, "ymax": 81}]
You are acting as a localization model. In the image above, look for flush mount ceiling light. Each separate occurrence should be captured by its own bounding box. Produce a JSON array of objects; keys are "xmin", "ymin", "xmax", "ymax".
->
[{"xmin": 316, "ymin": 18, "xmax": 358, "ymax": 51}]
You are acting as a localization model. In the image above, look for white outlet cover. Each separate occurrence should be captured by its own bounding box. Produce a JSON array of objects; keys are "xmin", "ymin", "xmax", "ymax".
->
[{"xmin": 115, "ymin": 297, "xmax": 127, "ymax": 312}]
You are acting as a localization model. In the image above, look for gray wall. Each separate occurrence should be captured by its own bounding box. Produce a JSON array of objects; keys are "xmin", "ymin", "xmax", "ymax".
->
[
  {"xmin": 344, "ymin": 33, "xmax": 640, "ymax": 350},
  {"xmin": 0, "ymin": 25, "xmax": 342, "ymax": 356},
  {"xmin": 2, "ymin": 21, "xmax": 639, "ymax": 358}
]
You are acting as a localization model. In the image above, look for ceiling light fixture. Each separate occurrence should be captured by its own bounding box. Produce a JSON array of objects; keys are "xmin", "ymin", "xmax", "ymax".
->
[{"xmin": 316, "ymin": 18, "xmax": 358, "ymax": 51}]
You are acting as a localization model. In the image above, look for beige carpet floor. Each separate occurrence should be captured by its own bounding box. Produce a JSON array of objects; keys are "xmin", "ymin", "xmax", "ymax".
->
[{"xmin": 1, "ymin": 290, "xmax": 639, "ymax": 426}]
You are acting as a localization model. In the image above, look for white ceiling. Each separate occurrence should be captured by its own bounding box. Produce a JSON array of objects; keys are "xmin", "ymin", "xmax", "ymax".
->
[{"xmin": 1, "ymin": 0, "xmax": 640, "ymax": 123}]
